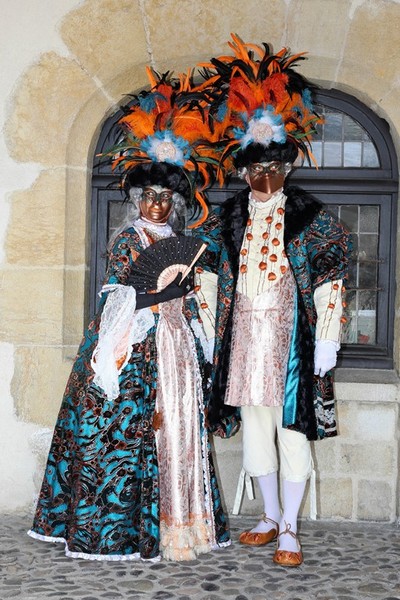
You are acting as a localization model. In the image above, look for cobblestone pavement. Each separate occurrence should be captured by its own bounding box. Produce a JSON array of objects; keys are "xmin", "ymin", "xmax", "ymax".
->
[{"xmin": 1, "ymin": 514, "xmax": 400, "ymax": 600}]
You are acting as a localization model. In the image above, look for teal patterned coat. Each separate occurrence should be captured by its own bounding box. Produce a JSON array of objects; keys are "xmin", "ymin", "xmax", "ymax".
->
[{"xmin": 208, "ymin": 186, "xmax": 352, "ymax": 441}]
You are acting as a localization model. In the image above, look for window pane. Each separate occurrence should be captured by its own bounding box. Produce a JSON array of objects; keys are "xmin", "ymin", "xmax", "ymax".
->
[
  {"xmin": 340, "ymin": 205, "xmax": 359, "ymax": 231},
  {"xmin": 108, "ymin": 202, "xmax": 125, "ymax": 232},
  {"xmin": 362, "ymin": 141, "xmax": 380, "ymax": 167},
  {"xmin": 343, "ymin": 115, "xmax": 363, "ymax": 140},
  {"xmin": 360, "ymin": 205, "xmax": 379, "ymax": 233},
  {"xmin": 343, "ymin": 142, "xmax": 362, "ymax": 167},
  {"xmin": 342, "ymin": 289, "xmax": 357, "ymax": 343},
  {"xmin": 323, "ymin": 112, "xmax": 343, "ymax": 141},
  {"xmin": 347, "ymin": 260, "xmax": 358, "ymax": 288},
  {"xmin": 109, "ymin": 201, "xmax": 129, "ymax": 235},
  {"xmin": 324, "ymin": 142, "xmax": 342, "ymax": 166},
  {"xmin": 358, "ymin": 233, "xmax": 378, "ymax": 261},
  {"xmin": 358, "ymin": 260, "xmax": 377, "ymax": 288},
  {"xmin": 343, "ymin": 290, "xmax": 377, "ymax": 345},
  {"xmin": 350, "ymin": 232, "xmax": 359, "ymax": 256},
  {"xmin": 311, "ymin": 140, "xmax": 322, "ymax": 165},
  {"xmin": 314, "ymin": 121, "xmax": 323, "ymax": 140},
  {"xmin": 360, "ymin": 289, "xmax": 377, "ymax": 311},
  {"xmin": 358, "ymin": 291, "xmax": 377, "ymax": 345}
]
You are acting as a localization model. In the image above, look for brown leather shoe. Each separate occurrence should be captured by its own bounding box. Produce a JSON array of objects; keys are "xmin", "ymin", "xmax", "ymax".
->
[
  {"xmin": 239, "ymin": 515, "xmax": 279, "ymax": 546},
  {"xmin": 272, "ymin": 521, "xmax": 303, "ymax": 567},
  {"xmin": 272, "ymin": 548, "xmax": 303, "ymax": 566}
]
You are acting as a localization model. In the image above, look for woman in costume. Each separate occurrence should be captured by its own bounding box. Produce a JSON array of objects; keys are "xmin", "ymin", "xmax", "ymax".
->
[{"xmin": 28, "ymin": 71, "xmax": 235, "ymax": 562}]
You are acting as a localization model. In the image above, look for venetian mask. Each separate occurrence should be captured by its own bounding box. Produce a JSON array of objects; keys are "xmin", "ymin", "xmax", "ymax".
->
[
  {"xmin": 139, "ymin": 186, "xmax": 174, "ymax": 223},
  {"xmin": 247, "ymin": 161, "xmax": 289, "ymax": 196}
]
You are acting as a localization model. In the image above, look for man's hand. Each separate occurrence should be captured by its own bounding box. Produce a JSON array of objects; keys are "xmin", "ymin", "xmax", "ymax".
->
[{"xmin": 314, "ymin": 339, "xmax": 338, "ymax": 377}]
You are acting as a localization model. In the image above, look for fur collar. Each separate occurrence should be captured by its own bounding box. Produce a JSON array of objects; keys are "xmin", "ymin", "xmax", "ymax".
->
[{"xmin": 283, "ymin": 185, "xmax": 323, "ymax": 243}]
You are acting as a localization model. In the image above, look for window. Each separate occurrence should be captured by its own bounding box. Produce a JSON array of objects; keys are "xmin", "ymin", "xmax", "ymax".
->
[{"xmin": 91, "ymin": 89, "xmax": 398, "ymax": 368}]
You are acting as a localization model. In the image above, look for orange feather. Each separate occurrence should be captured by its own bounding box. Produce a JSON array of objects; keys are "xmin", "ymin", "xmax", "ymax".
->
[
  {"xmin": 146, "ymin": 66, "xmax": 158, "ymax": 89},
  {"xmin": 188, "ymin": 190, "xmax": 209, "ymax": 229},
  {"xmin": 120, "ymin": 109, "xmax": 155, "ymax": 139}
]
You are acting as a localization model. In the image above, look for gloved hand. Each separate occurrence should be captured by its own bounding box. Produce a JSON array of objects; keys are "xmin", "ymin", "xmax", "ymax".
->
[
  {"xmin": 135, "ymin": 273, "xmax": 193, "ymax": 309},
  {"xmin": 314, "ymin": 339, "xmax": 339, "ymax": 377}
]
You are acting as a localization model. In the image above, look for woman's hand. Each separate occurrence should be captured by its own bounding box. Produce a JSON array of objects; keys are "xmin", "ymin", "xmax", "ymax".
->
[{"xmin": 135, "ymin": 273, "xmax": 193, "ymax": 309}]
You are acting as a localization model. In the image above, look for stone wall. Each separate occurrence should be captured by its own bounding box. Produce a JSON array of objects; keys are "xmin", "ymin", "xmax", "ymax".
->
[{"xmin": 1, "ymin": 0, "xmax": 399, "ymax": 517}]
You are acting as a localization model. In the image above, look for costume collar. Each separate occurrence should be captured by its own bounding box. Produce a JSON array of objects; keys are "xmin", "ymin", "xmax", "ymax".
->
[
  {"xmin": 248, "ymin": 188, "xmax": 286, "ymax": 210},
  {"xmin": 133, "ymin": 217, "xmax": 173, "ymax": 238}
]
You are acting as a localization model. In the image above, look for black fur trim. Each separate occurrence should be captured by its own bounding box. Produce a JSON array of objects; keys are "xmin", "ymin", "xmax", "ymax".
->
[
  {"xmin": 219, "ymin": 189, "xmax": 250, "ymax": 273},
  {"xmin": 283, "ymin": 185, "xmax": 322, "ymax": 243}
]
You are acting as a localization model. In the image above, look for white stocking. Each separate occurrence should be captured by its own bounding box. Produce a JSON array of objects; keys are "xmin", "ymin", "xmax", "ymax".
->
[
  {"xmin": 250, "ymin": 472, "xmax": 281, "ymax": 533},
  {"xmin": 279, "ymin": 479, "xmax": 307, "ymax": 551}
]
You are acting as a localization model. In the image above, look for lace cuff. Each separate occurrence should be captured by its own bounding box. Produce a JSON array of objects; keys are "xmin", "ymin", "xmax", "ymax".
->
[{"xmin": 91, "ymin": 284, "xmax": 155, "ymax": 399}]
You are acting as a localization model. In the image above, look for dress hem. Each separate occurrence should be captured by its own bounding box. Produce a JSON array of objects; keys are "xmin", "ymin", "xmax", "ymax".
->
[
  {"xmin": 27, "ymin": 529, "xmax": 231, "ymax": 561},
  {"xmin": 27, "ymin": 530, "xmax": 161, "ymax": 562}
]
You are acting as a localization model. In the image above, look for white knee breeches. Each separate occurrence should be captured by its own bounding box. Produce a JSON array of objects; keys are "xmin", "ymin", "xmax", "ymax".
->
[{"xmin": 241, "ymin": 405, "xmax": 312, "ymax": 482}]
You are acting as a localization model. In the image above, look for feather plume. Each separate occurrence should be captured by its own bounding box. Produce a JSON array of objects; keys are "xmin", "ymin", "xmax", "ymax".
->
[{"xmin": 197, "ymin": 33, "xmax": 323, "ymax": 170}]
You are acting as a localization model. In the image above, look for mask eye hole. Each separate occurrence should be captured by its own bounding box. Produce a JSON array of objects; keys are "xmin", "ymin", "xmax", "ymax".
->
[
  {"xmin": 249, "ymin": 163, "xmax": 265, "ymax": 176},
  {"xmin": 268, "ymin": 162, "xmax": 282, "ymax": 173},
  {"xmin": 248, "ymin": 162, "xmax": 285, "ymax": 176},
  {"xmin": 142, "ymin": 189, "xmax": 173, "ymax": 204}
]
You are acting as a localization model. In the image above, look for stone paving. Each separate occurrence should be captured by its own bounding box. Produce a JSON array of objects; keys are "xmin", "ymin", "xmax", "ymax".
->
[{"xmin": 1, "ymin": 514, "xmax": 400, "ymax": 600}]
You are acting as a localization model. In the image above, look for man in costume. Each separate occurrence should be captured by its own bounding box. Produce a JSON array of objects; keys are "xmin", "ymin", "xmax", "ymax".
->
[{"xmin": 206, "ymin": 36, "xmax": 351, "ymax": 567}]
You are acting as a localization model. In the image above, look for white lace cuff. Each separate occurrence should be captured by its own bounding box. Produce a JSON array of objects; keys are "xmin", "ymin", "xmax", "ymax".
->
[{"xmin": 91, "ymin": 284, "xmax": 155, "ymax": 400}]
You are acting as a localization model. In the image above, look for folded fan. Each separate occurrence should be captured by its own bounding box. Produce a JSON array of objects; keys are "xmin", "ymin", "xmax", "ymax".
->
[{"xmin": 128, "ymin": 236, "xmax": 208, "ymax": 291}]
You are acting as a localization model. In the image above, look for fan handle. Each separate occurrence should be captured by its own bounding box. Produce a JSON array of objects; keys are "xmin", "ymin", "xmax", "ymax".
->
[{"xmin": 179, "ymin": 242, "xmax": 208, "ymax": 283}]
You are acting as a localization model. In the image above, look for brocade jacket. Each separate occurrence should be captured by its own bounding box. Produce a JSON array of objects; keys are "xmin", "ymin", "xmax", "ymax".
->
[{"xmin": 208, "ymin": 185, "xmax": 352, "ymax": 441}]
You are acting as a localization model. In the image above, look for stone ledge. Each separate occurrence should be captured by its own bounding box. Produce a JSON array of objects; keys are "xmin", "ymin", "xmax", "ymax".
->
[
  {"xmin": 335, "ymin": 368, "xmax": 399, "ymax": 385},
  {"xmin": 334, "ymin": 369, "xmax": 399, "ymax": 403}
]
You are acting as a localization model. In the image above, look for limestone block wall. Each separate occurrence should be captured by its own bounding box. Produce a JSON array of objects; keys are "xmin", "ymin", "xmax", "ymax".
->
[{"xmin": 1, "ymin": 0, "xmax": 400, "ymax": 516}]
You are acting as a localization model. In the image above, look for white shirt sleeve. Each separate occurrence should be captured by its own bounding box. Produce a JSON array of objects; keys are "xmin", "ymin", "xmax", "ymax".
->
[{"xmin": 313, "ymin": 279, "xmax": 343, "ymax": 348}]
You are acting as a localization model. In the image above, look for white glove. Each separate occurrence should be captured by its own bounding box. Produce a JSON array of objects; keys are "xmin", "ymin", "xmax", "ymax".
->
[{"xmin": 314, "ymin": 339, "xmax": 339, "ymax": 377}]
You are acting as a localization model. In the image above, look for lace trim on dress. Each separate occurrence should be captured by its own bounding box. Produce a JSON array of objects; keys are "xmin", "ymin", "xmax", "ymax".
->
[
  {"xmin": 91, "ymin": 284, "xmax": 155, "ymax": 400},
  {"xmin": 27, "ymin": 530, "xmax": 160, "ymax": 562},
  {"xmin": 190, "ymin": 317, "xmax": 215, "ymax": 364}
]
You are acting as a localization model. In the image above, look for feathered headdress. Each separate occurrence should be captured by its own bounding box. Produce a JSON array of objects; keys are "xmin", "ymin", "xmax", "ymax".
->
[
  {"xmin": 199, "ymin": 33, "xmax": 323, "ymax": 169},
  {"xmin": 100, "ymin": 68, "xmax": 230, "ymax": 226}
]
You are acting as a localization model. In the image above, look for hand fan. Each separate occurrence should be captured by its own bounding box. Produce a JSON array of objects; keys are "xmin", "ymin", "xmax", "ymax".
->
[{"xmin": 128, "ymin": 236, "xmax": 208, "ymax": 291}]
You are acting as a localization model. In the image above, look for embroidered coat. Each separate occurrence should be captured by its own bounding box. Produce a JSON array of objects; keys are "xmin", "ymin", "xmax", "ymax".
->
[{"xmin": 209, "ymin": 185, "xmax": 352, "ymax": 441}]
